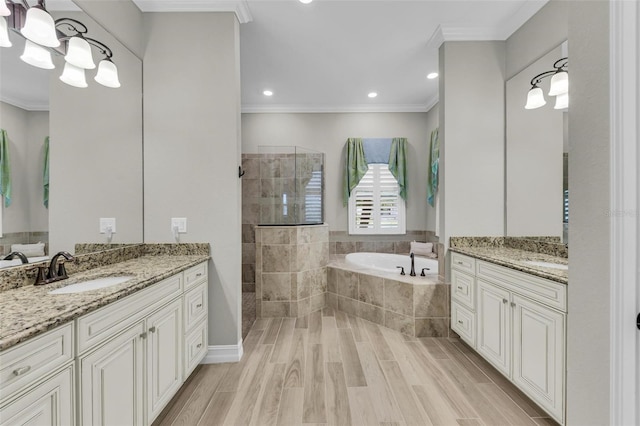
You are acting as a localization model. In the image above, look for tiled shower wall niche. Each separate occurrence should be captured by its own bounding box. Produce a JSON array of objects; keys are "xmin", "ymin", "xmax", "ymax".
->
[{"xmin": 256, "ymin": 224, "xmax": 329, "ymax": 317}]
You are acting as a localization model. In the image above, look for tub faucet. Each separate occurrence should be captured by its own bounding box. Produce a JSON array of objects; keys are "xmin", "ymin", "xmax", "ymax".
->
[
  {"xmin": 3, "ymin": 252, "xmax": 29, "ymax": 264},
  {"xmin": 409, "ymin": 252, "xmax": 416, "ymax": 276}
]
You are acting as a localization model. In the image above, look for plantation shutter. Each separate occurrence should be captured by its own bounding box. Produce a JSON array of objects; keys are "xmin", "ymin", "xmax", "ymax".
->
[{"xmin": 304, "ymin": 170, "xmax": 323, "ymax": 223}]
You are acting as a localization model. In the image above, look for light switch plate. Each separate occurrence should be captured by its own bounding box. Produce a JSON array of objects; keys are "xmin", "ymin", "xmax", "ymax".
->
[
  {"xmin": 99, "ymin": 218, "xmax": 116, "ymax": 233},
  {"xmin": 171, "ymin": 218, "xmax": 187, "ymax": 233}
]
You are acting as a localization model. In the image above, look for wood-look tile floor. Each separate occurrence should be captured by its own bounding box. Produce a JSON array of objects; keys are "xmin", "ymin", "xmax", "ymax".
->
[{"xmin": 154, "ymin": 308, "xmax": 560, "ymax": 426}]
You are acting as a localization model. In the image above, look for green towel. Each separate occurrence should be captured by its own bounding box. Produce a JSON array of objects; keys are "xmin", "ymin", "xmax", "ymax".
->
[
  {"xmin": 427, "ymin": 128, "xmax": 439, "ymax": 207},
  {"xmin": 389, "ymin": 137, "xmax": 408, "ymax": 200},
  {"xmin": 0, "ymin": 129, "xmax": 11, "ymax": 207},
  {"xmin": 343, "ymin": 138, "xmax": 368, "ymax": 206},
  {"xmin": 43, "ymin": 136, "xmax": 49, "ymax": 208}
]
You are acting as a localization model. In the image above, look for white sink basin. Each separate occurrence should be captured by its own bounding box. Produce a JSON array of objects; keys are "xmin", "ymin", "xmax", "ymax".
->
[
  {"xmin": 49, "ymin": 276, "xmax": 134, "ymax": 294},
  {"xmin": 524, "ymin": 261, "xmax": 568, "ymax": 271}
]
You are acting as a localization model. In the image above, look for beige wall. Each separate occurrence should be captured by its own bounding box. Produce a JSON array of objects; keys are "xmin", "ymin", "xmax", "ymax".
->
[
  {"xmin": 49, "ymin": 12, "xmax": 143, "ymax": 253},
  {"xmin": 439, "ymin": 41, "xmax": 506, "ymax": 246},
  {"xmin": 241, "ymin": 111, "xmax": 437, "ymax": 233},
  {"xmin": 0, "ymin": 102, "xmax": 48, "ymax": 234},
  {"xmin": 566, "ymin": 1, "xmax": 610, "ymax": 423},
  {"xmin": 143, "ymin": 13, "xmax": 242, "ymax": 346}
]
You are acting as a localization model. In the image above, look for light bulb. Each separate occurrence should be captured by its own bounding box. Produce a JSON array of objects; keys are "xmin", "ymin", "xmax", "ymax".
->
[
  {"xmin": 549, "ymin": 70, "xmax": 568, "ymax": 96},
  {"xmin": 65, "ymin": 36, "xmax": 96, "ymax": 69},
  {"xmin": 20, "ymin": 39, "xmax": 54, "ymax": 69},
  {"xmin": 94, "ymin": 59, "xmax": 120, "ymax": 88},
  {"xmin": 554, "ymin": 93, "xmax": 569, "ymax": 110},
  {"xmin": 60, "ymin": 62, "xmax": 88, "ymax": 88},
  {"xmin": 21, "ymin": 6, "xmax": 60, "ymax": 47},
  {"xmin": 524, "ymin": 87, "xmax": 546, "ymax": 109}
]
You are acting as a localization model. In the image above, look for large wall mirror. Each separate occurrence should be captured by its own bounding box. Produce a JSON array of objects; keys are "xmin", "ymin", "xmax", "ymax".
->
[
  {"xmin": 506, "ymin": 42, "xmax": 568, "ymax": 245},
  {"xmin": 0, "ymin": 2, "xmax": 143, "ymax": 266}
]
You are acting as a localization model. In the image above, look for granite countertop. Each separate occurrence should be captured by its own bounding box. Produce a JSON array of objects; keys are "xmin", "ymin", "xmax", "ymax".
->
[
  {"xmin": 0, "ymin": 254, "xmax": 209, "ymax": 351},
  {"xmin": 449, "ymin": 246, "xmax": 568, "ymax": 284}
]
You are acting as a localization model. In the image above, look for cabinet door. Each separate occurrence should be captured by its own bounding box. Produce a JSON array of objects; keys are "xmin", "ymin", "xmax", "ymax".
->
[
  {"xmin": 0, "ymin": 365, "xmax": 74, "ymax": 426},
  {"xmin": 477, "ymin": 279, "xmax": 511, "ymax": 376},
  {"xmin": 512, "ymin": 294, "xmax": 565, "ymax": 424},
  {"xmin": 146, "ymin": 298, "xmax": 183, "ymax": 423},
  {"xmin": 79, "ymin": 322, "xmax": 145, "ymax": 426}
]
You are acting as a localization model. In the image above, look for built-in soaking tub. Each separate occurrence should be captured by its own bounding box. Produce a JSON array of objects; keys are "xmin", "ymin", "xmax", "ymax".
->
[
  {"xmin": 345, "ymin": 252, "xmax": 438, "ymax": 275},
  {"xmin": 328, "ymin": 252, "xmax": 450, "ymax": 338}
]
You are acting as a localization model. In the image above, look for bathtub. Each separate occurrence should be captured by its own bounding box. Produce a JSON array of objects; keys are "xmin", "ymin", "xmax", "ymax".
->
[{"xmin": 346, "ymin": 252, "xmax": 438, "ymax": 275}]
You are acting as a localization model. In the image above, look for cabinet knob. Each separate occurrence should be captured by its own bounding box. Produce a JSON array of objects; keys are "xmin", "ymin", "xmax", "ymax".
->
[
  {"xmin": 12, "ymin": 366, "xmax": 31, "ymax": 376},
  {"xmin": 196, "ymin": 303, "xmax": 203, "ymax": 308},
  {"xmin": 502, "ymin": 298, "xmax": 508, "ymax": 304},
  {"xmin": 196, "ymin": 343, "xmax": 202, "ymax": 348},
  {"xmin": 149, "ymin": 326, "xmax": 156, "ymax": 333},
  {"xmin": 456, "ymin": 261, "xmax": 463, "ymax": 265},
  {"xmin": 457, "ymin": 286, "xmax": 464, "ymax": 290},
  {"xmin": 196, "ymin": 273, "xmax": 203, "ymax": 277},
  {"xmin": 457, "ymin": 320, "xmax": 463, "ymax": 324},
  {"xmin": 140, "ymin": 332, "xmax": 148, "ymax": 339},
  {"xmin": 510, "ymin": 302, "xmax": 516, "ymax": 308}
]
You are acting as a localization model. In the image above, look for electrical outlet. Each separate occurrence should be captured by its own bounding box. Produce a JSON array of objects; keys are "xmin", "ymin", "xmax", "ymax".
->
[
  {"xmin": 171, "ymin": 218, "xmax": 187, "ymax": 233},
  {"xmin": 99, "ymin": 218, "xmax": 116, "ymax": 233}
]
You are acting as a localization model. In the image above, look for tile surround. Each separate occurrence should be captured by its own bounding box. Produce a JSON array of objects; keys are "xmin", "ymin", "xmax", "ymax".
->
[{"xmin": 256, "ymin": 224, "xmax": 329, "ymax": 317}]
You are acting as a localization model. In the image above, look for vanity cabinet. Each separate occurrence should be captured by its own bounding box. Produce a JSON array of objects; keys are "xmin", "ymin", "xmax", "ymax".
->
[
  {"xmin": 450, "ymin": 253, "xmax": 567, "ymax": 425},
  {"xmin": 0, "ymin": 261, "xmax": 208, "ymax": 426}
]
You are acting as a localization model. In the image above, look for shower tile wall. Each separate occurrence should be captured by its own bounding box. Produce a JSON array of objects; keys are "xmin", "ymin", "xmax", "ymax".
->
[{"xmin": 255, "ymin": 224, "xmax": 329, "ymax": 317}]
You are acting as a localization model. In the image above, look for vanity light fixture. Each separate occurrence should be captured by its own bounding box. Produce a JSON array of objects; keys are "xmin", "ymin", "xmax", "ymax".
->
[
  {"xmin": 0, "ymin": 1, "xmax": 120, "ymax": 89},
  {"xmin": 525, "ymin": 57, "xmax": 568, "ymax": 110}
]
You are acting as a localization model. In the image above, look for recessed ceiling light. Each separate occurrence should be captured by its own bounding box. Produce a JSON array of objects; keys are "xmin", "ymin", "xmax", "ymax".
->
[
  {"xmin": 299, "ymin": 0, "xmax": 313, "ymax": 3},
  {"xmin": 263, "ymin": 90, "xmax": 273, "ymax": 96},
  {"xmin": 427, "ymin": 72, "xmax": 438, "ymax": 79},
  {"xmin": 368, "ymin": 92, "xmax": 378, "ymax": 98}
]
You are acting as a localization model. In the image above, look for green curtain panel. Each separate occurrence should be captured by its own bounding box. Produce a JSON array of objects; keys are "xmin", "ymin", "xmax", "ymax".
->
[
  {"xmin": 0, "ymin": 129, "xmax": 12, "ymax": 208},
  {"xmin": 43, "ymin": 136, "xmax": 50, "ymax": 208},
  {"xmin": 342, "ymin": 138, "xmax": 368, "ymax": 206},
  {"xmin": 388, "ymin": 137, "xmax": 408, "ymax": 200},
  {"xmin": 427, "ymin": 128, "xmax": 439, "ymax": 206}
]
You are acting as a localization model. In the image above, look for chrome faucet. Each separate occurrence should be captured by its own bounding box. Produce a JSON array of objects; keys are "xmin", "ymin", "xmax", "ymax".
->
[
  {"xmin": 34, "ymin": 251, "xmax": 75, "ymax": 286},
  {"xmin": 409, "ymin": 252, "xmax": 416, "ymax": 276},
  {"xmin": 3, "ymin": 252, "xmax": 29, "ymax": 264}
]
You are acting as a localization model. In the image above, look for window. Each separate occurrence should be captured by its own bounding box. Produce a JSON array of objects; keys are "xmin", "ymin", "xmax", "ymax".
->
[
  {"xmin": 348, "ymin": 164, "xmax": 406, "ymax": 235},
  {"xmin": 304, "ymin": 170, "xmax": 323, "ymax": 224}
]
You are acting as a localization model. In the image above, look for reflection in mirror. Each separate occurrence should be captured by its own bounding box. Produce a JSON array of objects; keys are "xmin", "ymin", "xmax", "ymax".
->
[
  {"xmin": 0, "ymin": 5, "xmax": 143, "ymax": 268},
  {"xmin": 506, "ymin": 42, "xmax": 568, "ymax": 245}
]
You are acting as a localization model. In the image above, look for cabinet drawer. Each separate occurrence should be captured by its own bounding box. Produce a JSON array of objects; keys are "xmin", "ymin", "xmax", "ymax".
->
[
  {"xmin": 184, "ymin": 263, "xmax": 207, "ymax": 291},
  {"xmin": 0, "ymin": 364, "xmax": 74, "ymax": 426},
  {"xmin": 0, "ymin": 324, "xmax": 73, "ymax": 403},
  {"xmin": 184, "ymin": 319, "xmax": 207, "ymax": 379},
  {"xmin": 184, "ymin": 281, "xmax": 207, "ymax": 331},
  {"xmin": 451, "ymin": 269, "xmax": 475, "ymax": 310},
  {"xmin": 451, "ymin": 302, "xmax": 476, "ymax": 348},
  {"xmin": 451, "ymin": 252, "xmax": 476, "ymax": 274},
  {"xmin": 77, "ymin": 274, "xmax": 182, "ymax": 354},
  {"xmin": 476, "ymin": 260, "xmax": 567, "ymax": 312}
]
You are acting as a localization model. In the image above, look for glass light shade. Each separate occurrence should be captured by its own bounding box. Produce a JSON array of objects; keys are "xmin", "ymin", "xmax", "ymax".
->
[
  {"xmin": 549, "ymin": 71, "xmax": 568, "ymax": 96},
  {"xmin": 20, "ymin": 39, "xmax": 54, "ymax": 69},
  {"xmin": 94, "ymin": 59, "xmax": 120, "ymax": 88},
  {"xmin": 554, "ymin": 93, "xmax": 569, "ymax": 110},
  {"xmin": 524, "ymin": 87, "xmax": 546, "ymax": 109},
  {"xmin": 64, "ymin": 36, "xmax": 95, "ymax": 69},
  {"xmin": 21, "ymin": 6, "xmax": 60, "ymax": 47},
  {"xmin": 0, "ymin": 17, "xmax": 11, "ymax": 47},
  {"xmin": 60, "ymin": 62, "xmax": 87, "ymax": 88},
  {"xmin": 0, "ymin": 1, "xmax": 10, "ymax": 17}
]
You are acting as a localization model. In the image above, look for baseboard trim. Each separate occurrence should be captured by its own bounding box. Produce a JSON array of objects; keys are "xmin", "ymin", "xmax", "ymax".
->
[{"xmin": 202, "ymin": 339, "xmax": 244, "ymax": 364}]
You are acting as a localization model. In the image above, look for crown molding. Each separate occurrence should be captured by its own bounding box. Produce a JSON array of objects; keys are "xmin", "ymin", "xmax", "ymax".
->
[
  {"xmin": 424, "ymin": 94, "xmax": 439, "ymax": 113},
  {"xmin": 132, "ymin": 0, "xmax": 252, "ymax": 23},
  {"xmin": 427, "ymin": 0, "xmax": 549, "ymax": 49},
  {"xmin": 241, "ymin": 103, "xmax": 431, "ymax": 114},
  {"xmin": 1, "ymin": 95, "xmax": 49, "ymax": 112}
]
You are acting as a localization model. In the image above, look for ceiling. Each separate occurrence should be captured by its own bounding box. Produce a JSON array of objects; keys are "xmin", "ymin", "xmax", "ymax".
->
[{"xmin": 1, "ymin": 0, "xmax": 548, "ymax": 112}]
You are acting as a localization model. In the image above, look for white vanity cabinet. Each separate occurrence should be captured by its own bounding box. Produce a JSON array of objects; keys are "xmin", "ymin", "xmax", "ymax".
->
[
  {"xmin": 450, "ymin": 253, "xmax": 567, "ymax": 425},
  {"xmin": 0, "ymin": 261, "xmax": 208, "ymax": 426},
  {"xmin": 451, "ymin": 253, "xmax": 478, "ymax": 347},
  {"xmin": 0, "ymin": 324, "xmax": 75, "ymax": 426}
]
